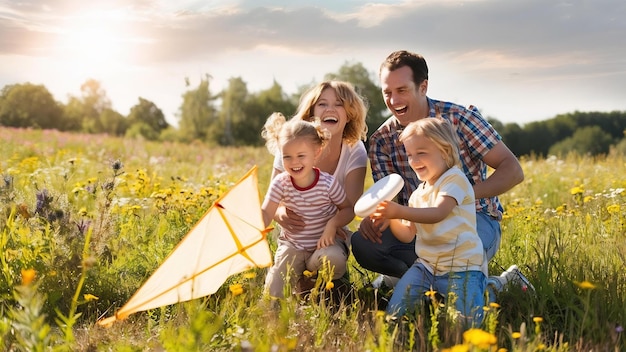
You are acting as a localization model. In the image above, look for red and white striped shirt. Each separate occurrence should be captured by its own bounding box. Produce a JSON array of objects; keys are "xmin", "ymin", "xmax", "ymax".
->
[{"xmin": 265, "ymin": 168, "xmax": 346, "ymax": 251}]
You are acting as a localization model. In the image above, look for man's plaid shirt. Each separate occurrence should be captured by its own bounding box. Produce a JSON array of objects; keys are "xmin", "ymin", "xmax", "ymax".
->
[{"xmin": 368, "ymin": 97, "xmax": 504, "ymax": 220}]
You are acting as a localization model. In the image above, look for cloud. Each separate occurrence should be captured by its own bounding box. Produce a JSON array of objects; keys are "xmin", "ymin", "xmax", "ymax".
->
[{"xmin": 0, "ymin": 0, "xmax": 624, "ymax": 124}]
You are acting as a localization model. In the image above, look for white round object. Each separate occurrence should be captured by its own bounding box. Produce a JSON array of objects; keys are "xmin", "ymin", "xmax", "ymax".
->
[{"xmin": 354, "ymin": 173, "xmax": 404, "ymax": 218}]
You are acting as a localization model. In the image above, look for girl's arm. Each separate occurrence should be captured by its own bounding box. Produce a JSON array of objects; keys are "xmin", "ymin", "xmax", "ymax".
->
[
  {"xmin": 261, "ymin": 197, "xmax": 280, "ymax": 228},
  {"xmin": 377, "ymin": 195, "xmax": 457, "ymax": 224},
  {"xmin": 373, "ymin": 195, "xmax": 457, "ymax": 242}
]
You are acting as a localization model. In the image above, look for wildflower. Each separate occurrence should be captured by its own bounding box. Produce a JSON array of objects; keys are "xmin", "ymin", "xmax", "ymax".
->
[
  {"xmin": 583, "ymin": 195, "xmax": 593, "ymax": 203},
  {"xmin": 325, "ymin": 281, "xmax": 334, "ymax": 291},
  {"xmin": 21, "ymin": 269, "xmax": 36, "ymax": 285},
  {"xmin": 243, "ymin": 272, "xmax": 256, "ymax": 279},
  {"xmin": 229, "ymin": 284, "xmax": 244, "ymax": 296},
  {"xmin": 303, "ymin": 270, "xmax": 315, "ymax": 278},
  {"xmin": 463, "ymin": 328, "xmax": 497, "ymax": 349},
  {"xmin": 425, "ymin": 289, "xmax": 437, "ymax": 298},
  {"xmin": 111, "ymin": 159, "xmax": 123, "ymax": 172},
  {"xmin": 511, "ymin": 332, "xmax": 522, "ymax": 339},
  {"xmin": 607, "ymin": 204, "xmax": 621, "ymax": 214},
  {"xmin": 441, "ymin": 345, "xmax": 469, "ymax": 352},
  {"xmin": 575, "ymin": 280, "xmax": 596, "ymax": 290},
  {"xmin": 533, "ymin": 316, "xmax": 543, "ymax": 323},
  {"xmin": 497, "ymin": 348, "xmax": 508, "ymax": 352},
  {"xmin": 555, "ymin": 204, "xmax": 566, "ymax": 213},
  {"xmin": 78, "ymin": 207, "xmax": 88, "ymax": 217},
  {"xmin": 570, "ymin": 186, "xmax": 584, "ymax": 195},
  {"xmin": 84, "ymin": 294, "xmax": 99, "ymax": 301},
  {"xmin": 489, "ymin": 302, "xmax": 500, "ymax": 309},
  {"xmin": 616, "ymin": 325, "xmax": 624, "ymax": 333}
]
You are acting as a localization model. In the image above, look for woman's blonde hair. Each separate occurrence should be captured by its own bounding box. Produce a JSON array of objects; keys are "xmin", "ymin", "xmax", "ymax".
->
[
  {"xmin": 399, "ymin": 118, "xmax": 461, "ymax": 169},
  {"xmin": 293, "ymin": 81, "xmax": 368, "ymax": 144},
  {"xmin": 261, "ymin": 112, "xmax": 331, "ymax": 155}
]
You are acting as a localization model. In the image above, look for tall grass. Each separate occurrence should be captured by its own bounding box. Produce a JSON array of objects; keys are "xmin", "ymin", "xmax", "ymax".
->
[{"xmin": 1, "ymin": 127, "xmax": 624, "ymax": 351}]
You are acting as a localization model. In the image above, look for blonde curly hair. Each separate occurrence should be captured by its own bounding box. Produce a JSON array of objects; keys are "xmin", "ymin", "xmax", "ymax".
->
[{"xmin": 261, "ymin": 112, "xmax": 331, "ymax": 156}]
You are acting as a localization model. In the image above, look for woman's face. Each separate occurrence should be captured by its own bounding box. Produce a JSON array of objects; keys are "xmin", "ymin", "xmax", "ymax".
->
[{"xmin": 312, "ymin": 88, "xmax": 347, "ymax": 138}]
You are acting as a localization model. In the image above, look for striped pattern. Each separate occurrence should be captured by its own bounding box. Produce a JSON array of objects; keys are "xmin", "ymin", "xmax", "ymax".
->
[
  {"xmin": 266, "ymin": 169, "xmax": 346, "ymax": 250},
  {"xmin": 368, "ymin": 97, "xmax": 503, "ymax": 219},
  {"xmin": 407, "ymin": 167, "xmax": 486, "ymax": 275}
]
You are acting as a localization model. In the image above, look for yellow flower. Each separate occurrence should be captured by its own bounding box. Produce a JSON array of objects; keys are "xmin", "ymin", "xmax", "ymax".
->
[
  {"xmin": 607, "ymin": 204, "xmax": 621, "ymax": 214},
  {"xmin": 303, "ymin": 270, "xmax": 316, "ymax": 278},
  {"xmin": 243, "ymin": 272, "xmax": 256, "ymax": 279},
  {"xmin": 497, "ymin": 348, "xmax": 508, "ymax": 352},
  {"xmin": 511, "ymin": 332, "xmax": 522, "ymax": 339},
  {"xmin": 441, "ymin": 344, "xmax": 469, "ymax": 352},
  {"xmin": 583, "ymin": 195, "xmax": 593, "ymax": 203},
  {"xmin": 229, "ymin": 284, "xmax": 244, "ymax": 296},
  {"xmin": 424, "ymin": 289, "xmax": 437, "ymax": 298},
  {"xmin": 575, "ymin": 280, "xmax": 596, "ymax": 290},
  {"xmin": 489, "ymin": 302, "xmax": 500, "ymax": 309},
  {"xmin": 533, "ymin": 316, "xmax": 543, "ymax": 323},
  {"xmin": 84, "ymin": 293, "xmax": 99, "ymax": 301},
  {"xmin": 21, "ymin": 269, "xmax": 36, "ymax": 285},
  {"xmin": 463, "ymin": 328, "xmax": 497, "ymax": 348},
  {"xmin": 325, "ymin": 281, "xmax": 334, "ymax": 291},
  {"xmin": 570, "ymin": 186, "xmax": 584, "ymax": 195}
]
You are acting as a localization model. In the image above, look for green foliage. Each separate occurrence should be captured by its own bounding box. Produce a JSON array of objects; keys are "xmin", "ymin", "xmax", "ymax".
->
[
  {"xmin": 127, "ymin": 97, "xmax": 168, "ymax": 140},
  {"xmin": 0, "ymin": 83, "xmax": 63, "ymax": 129},
  {"xmin": 498, "ymin": 110, "xmax": 626, "ymax": 157},
  {"xmin": 178, "ymin": 75, "xmax": 219, "ymax": 142},
  {"xmin": 549, "ymin": 125, "xmax": 614, "ymax": 156}
]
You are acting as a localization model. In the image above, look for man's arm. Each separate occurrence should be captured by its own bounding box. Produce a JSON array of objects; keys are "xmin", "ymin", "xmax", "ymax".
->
[{"xmin": 474, "ymin": 141, "xmax": 524, "ymax": 199}]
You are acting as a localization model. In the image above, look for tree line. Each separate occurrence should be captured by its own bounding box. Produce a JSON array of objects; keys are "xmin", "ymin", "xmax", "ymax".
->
[{"xmin": 1, "ymin": 62, "xmax": 624, "ymax": 157}]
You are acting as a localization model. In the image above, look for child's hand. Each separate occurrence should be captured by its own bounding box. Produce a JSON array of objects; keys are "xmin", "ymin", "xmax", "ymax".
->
[
  {"xmin": 372, "ymin": 200, "xmax": 400, "ymax": 220},
  {"xmin": 317, "ymin": 226, "xmax": 336, "ymax": 249}
]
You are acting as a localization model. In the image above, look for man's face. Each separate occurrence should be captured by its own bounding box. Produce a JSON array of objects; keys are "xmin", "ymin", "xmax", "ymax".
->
[{"xmin": 380, "ymin": 65, "xmax": 427, "ymax": 126}]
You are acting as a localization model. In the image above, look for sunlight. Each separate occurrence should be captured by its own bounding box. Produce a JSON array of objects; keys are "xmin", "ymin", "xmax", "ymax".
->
[{"xmin": 53, "ymin": 10, "xmax": 130, "ymax": 77}]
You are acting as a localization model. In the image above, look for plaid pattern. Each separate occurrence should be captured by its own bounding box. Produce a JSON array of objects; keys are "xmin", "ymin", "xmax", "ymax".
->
[{"xmin": 368, "ymin": 97, "xmax": 503, "ymax": 219}]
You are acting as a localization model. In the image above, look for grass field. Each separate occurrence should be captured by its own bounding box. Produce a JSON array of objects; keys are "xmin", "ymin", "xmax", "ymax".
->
[{"xmin": 1, "ymin": 127, "xmax": 625, "ymax": 351}]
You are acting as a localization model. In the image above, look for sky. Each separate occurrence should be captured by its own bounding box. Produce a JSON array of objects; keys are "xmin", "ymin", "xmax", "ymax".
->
[{"xmin": 1, "ymin": 0, "xmax": 625, "ymax": 127}]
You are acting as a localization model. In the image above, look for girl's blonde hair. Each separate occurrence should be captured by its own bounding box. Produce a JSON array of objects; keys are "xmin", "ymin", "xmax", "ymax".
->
[
  {"xmin": 294, "ymin": 81, "xmax": 368, "ymax": 144},
  {"xmin": 399, "ymin": 118, "xmax": 461, "ymax": 169},
  {"xmin": 261, "ymin": 112, "xmax": 331, "ymax": 155}
]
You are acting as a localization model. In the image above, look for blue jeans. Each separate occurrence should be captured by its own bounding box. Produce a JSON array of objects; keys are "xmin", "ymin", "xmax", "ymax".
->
[
  {"xmin": 386, "ymin": 263, "xmax": 486, "ymax": 324},
  {"xmin": 351, "ymin": 212, "xmax": 501, "ymax": 277}
]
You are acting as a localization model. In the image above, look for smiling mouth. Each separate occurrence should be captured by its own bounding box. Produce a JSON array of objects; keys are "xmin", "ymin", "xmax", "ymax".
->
[
  {"xmin": 394, "ymin": 105, "xmax": 408, "ymax": 115},
  {"xmin": 322, "ymin": 117, "xmax": 338, "ymax": 123}
]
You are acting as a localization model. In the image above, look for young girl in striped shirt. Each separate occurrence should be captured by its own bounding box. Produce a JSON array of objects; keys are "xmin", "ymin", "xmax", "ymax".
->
[{"xmin": 261, "ymin": 112, "xmax": 351, "ymax": 298}]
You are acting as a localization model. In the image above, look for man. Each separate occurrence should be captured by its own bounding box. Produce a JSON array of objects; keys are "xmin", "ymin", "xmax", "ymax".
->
[{"xmin": 351, "ymin": 50, "xmax": 527, "ymax": 294}]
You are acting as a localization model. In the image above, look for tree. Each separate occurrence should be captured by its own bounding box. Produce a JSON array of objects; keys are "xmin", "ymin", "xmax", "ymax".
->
[
  {"xmin": 0, "ymin": 83, "xmax": 63, "ymax": 129},
  {"xmin": 549, "ymin": 125, "xmax": 613, "ymax": 156},
  {"xmin": 219, "ymin": 77, "xmax": 248, "ymax": 146},
  {"xmin": 178, "ymin": 75, "xmax": 218, "ymax": 143},
  {"xmin": 77, "ymin": 79, "xmax": 112, "ymax": 133},
  {"xmin": 127, "ymin": 98, "xmax": 168, "ymax": 140},
  {"xmin": 325, "ymin": 61, "xmax": 387, "ymax": 137},
  {"xmin": 100, "ymin": 108, "xmax": 127, "ymax": 136},
  {"xmin": 240, "ymin": 81, "xmax": 297, "ymax": 146}
]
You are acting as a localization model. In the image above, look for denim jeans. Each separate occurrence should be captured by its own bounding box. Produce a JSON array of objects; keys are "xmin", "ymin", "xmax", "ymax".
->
[
  {"xmin": 386, "ymin": 263, "xmax": 486, "ymax": 324},
  {"xmin": 351, "ymin": 211, "xmax": 501, "ymax": 278}
]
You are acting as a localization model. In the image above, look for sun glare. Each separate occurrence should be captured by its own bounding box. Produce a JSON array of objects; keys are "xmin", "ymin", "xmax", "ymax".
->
[{"xmin": 54, "ymin": 10, "xmax": 130, "ymax": 77}]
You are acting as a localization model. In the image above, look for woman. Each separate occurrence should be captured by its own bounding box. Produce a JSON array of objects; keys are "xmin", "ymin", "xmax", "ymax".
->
[{"xmin": 270, "ymin": 80, "xmax": 368, "ymax": 294}]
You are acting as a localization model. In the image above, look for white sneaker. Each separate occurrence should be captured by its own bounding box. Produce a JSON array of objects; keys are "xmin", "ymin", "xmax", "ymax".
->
[
  {"xmin": 500, "ymin": 265, "xmax": 535, "ymax": 292},
  {"xmin": 371, "ymin": 275, "xmax": 400, "ymax": 289}
]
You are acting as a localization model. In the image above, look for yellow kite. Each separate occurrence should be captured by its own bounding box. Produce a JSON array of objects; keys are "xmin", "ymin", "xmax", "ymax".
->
[{"xmin": 98, "ymin": 166, "xmax": 272, "ymax": 326}]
